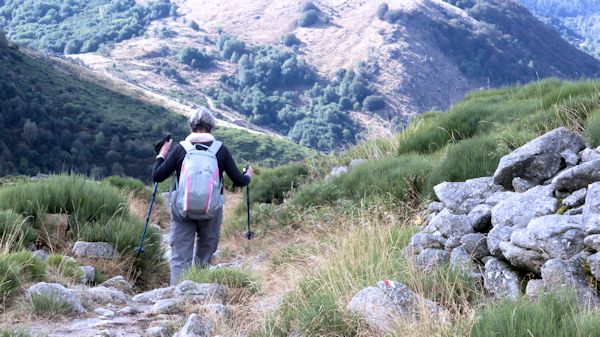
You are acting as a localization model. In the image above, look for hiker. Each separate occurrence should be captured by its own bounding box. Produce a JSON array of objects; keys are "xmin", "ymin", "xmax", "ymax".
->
[{"xmin": 152, "ymin": 107, "xmax": 254, "ymax": 285}]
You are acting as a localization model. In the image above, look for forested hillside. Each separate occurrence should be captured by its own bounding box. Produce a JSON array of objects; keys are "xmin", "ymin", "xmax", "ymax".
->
[
  {"xmin": 0, "ymin": 0, "xmax": 175, "ymax": 54},
  {"xmin": 519, "ymin": 0, "xmax": 600, "ymax": 59},
  {"xmin": 0, "ymin": 35, "xmax": 312, "ymax": 178}
]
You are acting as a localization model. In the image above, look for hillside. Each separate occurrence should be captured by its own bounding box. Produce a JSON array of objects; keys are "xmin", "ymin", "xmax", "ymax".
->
[
  {"xmin": 0, "ymin": 34, "xmax": 313, "ymax": 179},
  {"xmin": 2, "ymin": 79, "xmax": 600, "ymax": 336},
  {"xmin": 518, "ymin": 0, "xmax": 600, "ymax": 59},
  {"xmin": 3, "ymin": 0, "xmax": 598, "ymax": 150}
]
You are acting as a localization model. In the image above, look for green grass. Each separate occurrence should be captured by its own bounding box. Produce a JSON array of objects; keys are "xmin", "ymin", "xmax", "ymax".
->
[
  {"xmin": 0, "ymin": 259, "xmax": 19, "ymax": 299},
  {"xmin": 471, "ymin": 291, "xmax": 600, "ymax": 337},
  {"xmin": 179, "ymin": 267, "xmax": 260, "ymax": 293},
  {"xmin": 30, "ymin": 292, "xmax": 78, "ymax": 318},
  {"xmin": 0, "ymin": 327, "xmax": 30, "ymax": 337},
  {"xmin": 1, "ymin": 251, "xmax": 46, "ymax": 282},
  {"xmin": 102, "ymin": 176, "xmax": 152, "ymax": 200},
  {"xmin": 250, "ymin": 163, "xmax": 309, "ymax": 204},
  {"xmin": 0, "ymin": 175, "xmax": 166, "ymax": 288},
  {"xmin": 0, "ymin": 210, "xmax": 36, "ymax": 249},
  {"xmin": 46, "ymin": 254, "xmax": 83, "ymax": 282}
]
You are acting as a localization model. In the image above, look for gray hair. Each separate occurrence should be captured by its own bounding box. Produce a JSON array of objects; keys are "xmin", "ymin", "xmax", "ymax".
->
[{"xmin": 188, "ymin": 107, "xmax": 216, "ymax": 132}]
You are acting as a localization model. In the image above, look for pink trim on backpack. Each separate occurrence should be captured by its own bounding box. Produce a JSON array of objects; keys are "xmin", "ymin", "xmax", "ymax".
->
[
  {"xmin": 181, "ymin": 163, "xmax": 189, "ymax": 212},
  {"xmin": 204, "ymin": 168, "xmax": 220, "ymax": 214}
]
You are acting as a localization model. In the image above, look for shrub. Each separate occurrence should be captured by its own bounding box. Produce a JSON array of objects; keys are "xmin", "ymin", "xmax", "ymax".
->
[
  {"xmin": 425, "ymin": 135, "xmax": 503, "ymax": 193},
  {"xmin": 46, "ymin": 254, "xmax": 83, "ymax": 281},
  {"xmin": 300, "ymin": 1, "xmax": 319, "ymax": 12},
  {"xmin": 0, "ymin": 210, "xmax": 37, "ymax": 249},
  {"xmin": 251, "ymin": 163, "xmax": 309, "ymax": 204},
  {"xmin": 471, "ymin": 291, "xmax": 600, "ymax": 337},
  {"xmin": 282, "ymin": 33, "xmax": 301, "ymax": 47},
  {"xmin": 177, "ymin": 47, "xmax": 213, "ymax": 69},
  {"xmin": 376, "ymin": 3, "xmax": 389, "ymax": 20},
  {"xmin": 179, "ymin": 267, "xmax": 259, "ymax": 293},
  {"xmin": 586, "ymin": 109, "xmax": 600, "ymax": 147},
  {"xmin": 30, "ymin": 292, "xmax": 78, "ymax": 317},
  {"xmin": 2, "ymin": 251, "xmax": 46, "ymax": 282},
  {"xmin": 188, "ymin": 20, "xmax": 200, "ymax": 31},
  {"xmin": 102, "ymin": 175, "xmax": 151, "ymax": 199},
  {"xmin": 0, "ymin": 259, "xmax": 19, "ymax": 299},
  {"xmin": 362, "ymin": 95, "xmax": 385, "ymax": 111},
  {"xmin": 298, "ymin": 10, "xmax": 320, "ymax": 27},
  {"xmin": 0, "ymin": 328, "xmax": 30, "ymax": 337}
]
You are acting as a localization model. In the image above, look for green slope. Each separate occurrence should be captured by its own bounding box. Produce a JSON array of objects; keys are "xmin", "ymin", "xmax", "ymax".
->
[{"xmin": 0, "ymin": 37, "xmax": 313, "ymax": 179}]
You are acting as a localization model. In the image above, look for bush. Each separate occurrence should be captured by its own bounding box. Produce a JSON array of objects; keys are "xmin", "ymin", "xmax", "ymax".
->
[
  {"xmin": 298, "ymin": 10, "xmax": 320, "ymax": 27},
  {"xmin": 376, "ymin": 3, "xmax": 389, "ymax": 20},
  {"xmin": 102, "ymin": 175, "xmax": 151, "ymax": 199},
  {"xmin": 0, "ymin": 259, "xmax": 19, "ymax": 299},
  {"xmin": 0, "ymin": 328, "xmax": 30, "ymax": 337},
  {"xmin": 471, "ymin": 291, "xmax": 600, "ymax": 337},
  {"xmin": 362, "ymin": 95, "xmax": 385, "ymax": 111},
  {"xmin": 0, "ymin": 210, "xmax": 37, "ymax": 249},
  {"xmin": 177, "ymin": 47, "xmax": 213, "ymax": 69},
  {"xmin": 251, "ymin": 163, "xmax": 309, "ymax": 204},
  {"xmin": 179, "ymin": 267, "xmax": 259, "ymax": 293},
  {"xmin": 1, "ymin": 251, "xmax": 46, "ymax": 282},
  {"xmin": 30, "ymin": 292, "xmax": 78, "ymax": 317},
  {"xmin": 46, "ymin": 254, "xmax": 83, "ymax": 281},
  {"xmin": 188, "ymin": 20, "xmax": 200, "ymax": 31},
  {"xmin": 282, "ymin": 33, "xmax": 301, "ymax": 47},
  {"xmin": 586, "ymin": 109, "xmax": 600, "ymax": 147}
]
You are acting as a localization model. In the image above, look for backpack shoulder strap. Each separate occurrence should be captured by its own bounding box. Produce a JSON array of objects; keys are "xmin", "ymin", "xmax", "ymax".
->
[
  {"xmin": 179, "ymin": 140, "xmax": 195, "ymax": 153},
  {"xmin": 206, "ymin": 140, "xmax": 222, "ymax": 155}
]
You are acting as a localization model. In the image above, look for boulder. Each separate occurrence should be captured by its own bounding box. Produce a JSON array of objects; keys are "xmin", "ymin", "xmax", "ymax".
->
[
  {"xmin": 460, "ymin": 233, "xmax": 489, "ymax": 260},
  {"xmin": 468, "ymin": 204, "xmax": 492, "ymax": 232},
  {"xmin": 79, "ymin": 266, "xmax": 96, "ymax": 284},
  {"xmin": 146, "ymin": 326, "xmax": 169, "ymax": 337},
  {"xmin": 116, "ymin": 305, "xmax": 140, "ymax": 316},
  {"xmin": 483, "ymin": 258, "xmax": 522, "ymax": 299},
  {"xmin": 433, "ymin": 177, "xmax": 502, "ymax": 214},
  {"xmin": 499, "ymin": 241, "xmax": 546, "ymax": 274},
  {"xmin": 175, "ymin": 281, "xmax": 227, "ymax": 304},
  {"xmin": 512, "ymin": 177, "xmax": 536, "ymax": 193},
  {"xmin": 429, "ymin": 209, "xmax": 474, "ymax": 239},
  {"xmin": 427, "ymin": 201, "xmax": 445, "ymax": 214},
  {"xmin": 151, "ymin": 298, "xmax": 184, "ymax": 314},
  {"xmin": 552, "ymin": 159, "xmax": 600, "ymax": 193},
  {"xmin": 584, "ymin": 234, "xmax": 600, "ymax": 252},
  {"xmin": 346, "ymin": 280, "xmax": 447, "ymax": 333},
  {"xmin": 100, "ymin": 276, "xmax": 134, "ymax": 294},
  {"xmin": 415, "ymin": 248, "xmax": 449, "ymax": 271},
  {"xmin": 488, "ymin": 185, "xmax": 558, "ymax": 256},
  {"xmin": 32, "ymin": 250, "xmax": 49, "ymax": 260},
  {"xmin": 565, "ymin": 206, "xmax": 584, "ymax": 215},
  {"xmin": 587, "ymin": 253, "xmax": 600, "ymax": 281},
  {"xmin": 491, "ymin": 185, "xmax": 558, "ymax": 229},
  {"xmin": 28, "ymin": 282, "xmax": 86, "ymax": 315},
  {"xmin": 541, "ymin": 258, "xmax": 599, "ymax": 308},
  {"xmin": 329, "ymin": 166, "xmax": 348, "ymax": 178},
  {"xmin": 72, "ymin": 241, "xmax": 119, "ymax": 259},
  {"xmin": 485, "ymin": 191, "xmax": 516, "ymax": 206},
  {"xmin": 563, "ymin": 188, "xmax": 587, "ymax": 208},
  {"xmin": 407, "ymin": 233, "xmax": 446, "ymax": 254},
  {"xmin": 581, "ymin": 148, "xmax": 600, "ymax": 162},
  {"xmin": 583, "ymin": 182, "xmax": 600, "ymax": 234},
  {"xmin": 349, "ymin": 159, "xmax": 367, "ymax": 167},
  {"xmin": 74, "ymin": 286, "xmax": 128, "ymax": 306},
  {"xmin": 449, "ymin": 246, "xmax": 473, "ymax": 272},
  {"xmin": 174, "ymin": 314, "xmax": 214, "ymax": 337},
  {"xmin": 525, "ymin": 279, "xmax": 544, "ymax": 299},
  {"xmin": 493, "ymin": 127, "xmax": 585, "ymax": 189},
  {"xmin": 509, "ymin": 215, "xmax": 585, "ymax": 262},
  {"xmin": 132, "ymin": 286, "xmax": 175, "ymax": 304},
  {"xmin": 94, "ymin": 307, "xmax": 115, "ymax": 318}
]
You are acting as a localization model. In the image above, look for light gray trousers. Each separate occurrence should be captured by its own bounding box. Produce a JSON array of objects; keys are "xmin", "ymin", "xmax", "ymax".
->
[{"xmin": 169, "ymin": 207, "xmax": 223, "ymax": 285}]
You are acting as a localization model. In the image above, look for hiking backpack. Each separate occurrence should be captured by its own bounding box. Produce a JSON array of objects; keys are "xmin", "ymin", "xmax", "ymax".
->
[{"xmin": 173, "ymin": 140, "xmax": 223, "ymax": 220}]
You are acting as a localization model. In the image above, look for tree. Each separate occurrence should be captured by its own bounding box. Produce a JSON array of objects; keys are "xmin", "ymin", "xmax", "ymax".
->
[
  {"xmin": 363, "ymin": 95, "xmax": 385, "ymax": 111},
  {"xmin": 298, "ymin": 10, "xmax": 320, "ymax": 27},
  {"xmin": 282, "ymin": 33, "xmax": 301, "ymax": 47},
  {"xmin": 177, "ymin": 47, "xmax": 212, "ymax": 69},
  {"xmin": 22, "ymin": 119, "xmax": 38, "ymax": 144},
  {"xmin": 376, "ymin": 3, "xmax": 389, "ymax": 20}
]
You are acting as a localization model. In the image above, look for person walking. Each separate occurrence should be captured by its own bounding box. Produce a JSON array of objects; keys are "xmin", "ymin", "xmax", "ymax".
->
[{"xmin": 153, "ymin": 107, "xmax": 254, "ymax": 285}]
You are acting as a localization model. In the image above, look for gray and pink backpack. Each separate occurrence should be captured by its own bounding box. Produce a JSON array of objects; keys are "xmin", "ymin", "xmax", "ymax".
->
[{"xmin": 173, "ymin": 140, "xmax": 222, "ymax": 220}]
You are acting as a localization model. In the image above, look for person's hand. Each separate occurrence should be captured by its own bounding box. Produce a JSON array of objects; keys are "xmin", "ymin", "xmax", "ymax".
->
[
  {"xmin": 159, "ymin": 139, "xmax": 172, "ymax": 158},
  {"xmin": 245, "ymin": 166, "xmax": 255, "ymax": 178}
]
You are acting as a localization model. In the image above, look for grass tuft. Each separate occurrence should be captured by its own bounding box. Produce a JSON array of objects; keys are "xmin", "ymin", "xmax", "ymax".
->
[{"xmin": 179, "ymin": 267, "xmax": 260, "ymax": 293}]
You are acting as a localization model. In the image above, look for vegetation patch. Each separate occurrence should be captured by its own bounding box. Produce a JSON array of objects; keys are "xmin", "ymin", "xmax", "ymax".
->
[{"xmin": 180, "ymin": 267, "xmax": 259, "ymax": 293}]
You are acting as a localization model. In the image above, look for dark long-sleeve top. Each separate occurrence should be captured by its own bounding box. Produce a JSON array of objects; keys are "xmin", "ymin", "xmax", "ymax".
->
[{"xmin": 152, "ymin": 140, "xmax": 250, "ymax": 191}]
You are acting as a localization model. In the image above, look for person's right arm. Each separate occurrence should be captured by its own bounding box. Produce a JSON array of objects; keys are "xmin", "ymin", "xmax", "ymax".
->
[
  {"xmin": 221, "ymin": 145, "xmax": 252, "ymax": 187},
  {"xmin": 152, "ymin": 142, "xmax": 182, "ymax": 182}
]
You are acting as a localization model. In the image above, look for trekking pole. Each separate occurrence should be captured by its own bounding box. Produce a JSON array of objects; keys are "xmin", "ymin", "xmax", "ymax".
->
[
  {"xmin": 136, "ymin": 182, "xmax": 159, "ymax": 254},
  {"xmin": 244, "ymin": 165, "xmax": 254, "ymax": 240}
]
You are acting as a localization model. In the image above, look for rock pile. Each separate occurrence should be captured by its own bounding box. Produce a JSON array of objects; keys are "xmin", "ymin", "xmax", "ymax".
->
[
  {"xmin": 407, "ymin": 127, "xmax": 600, "ymax": 303},
  {"xmin": 348, "ymin": 127, "xmax": 600, "ymax": 331}
]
